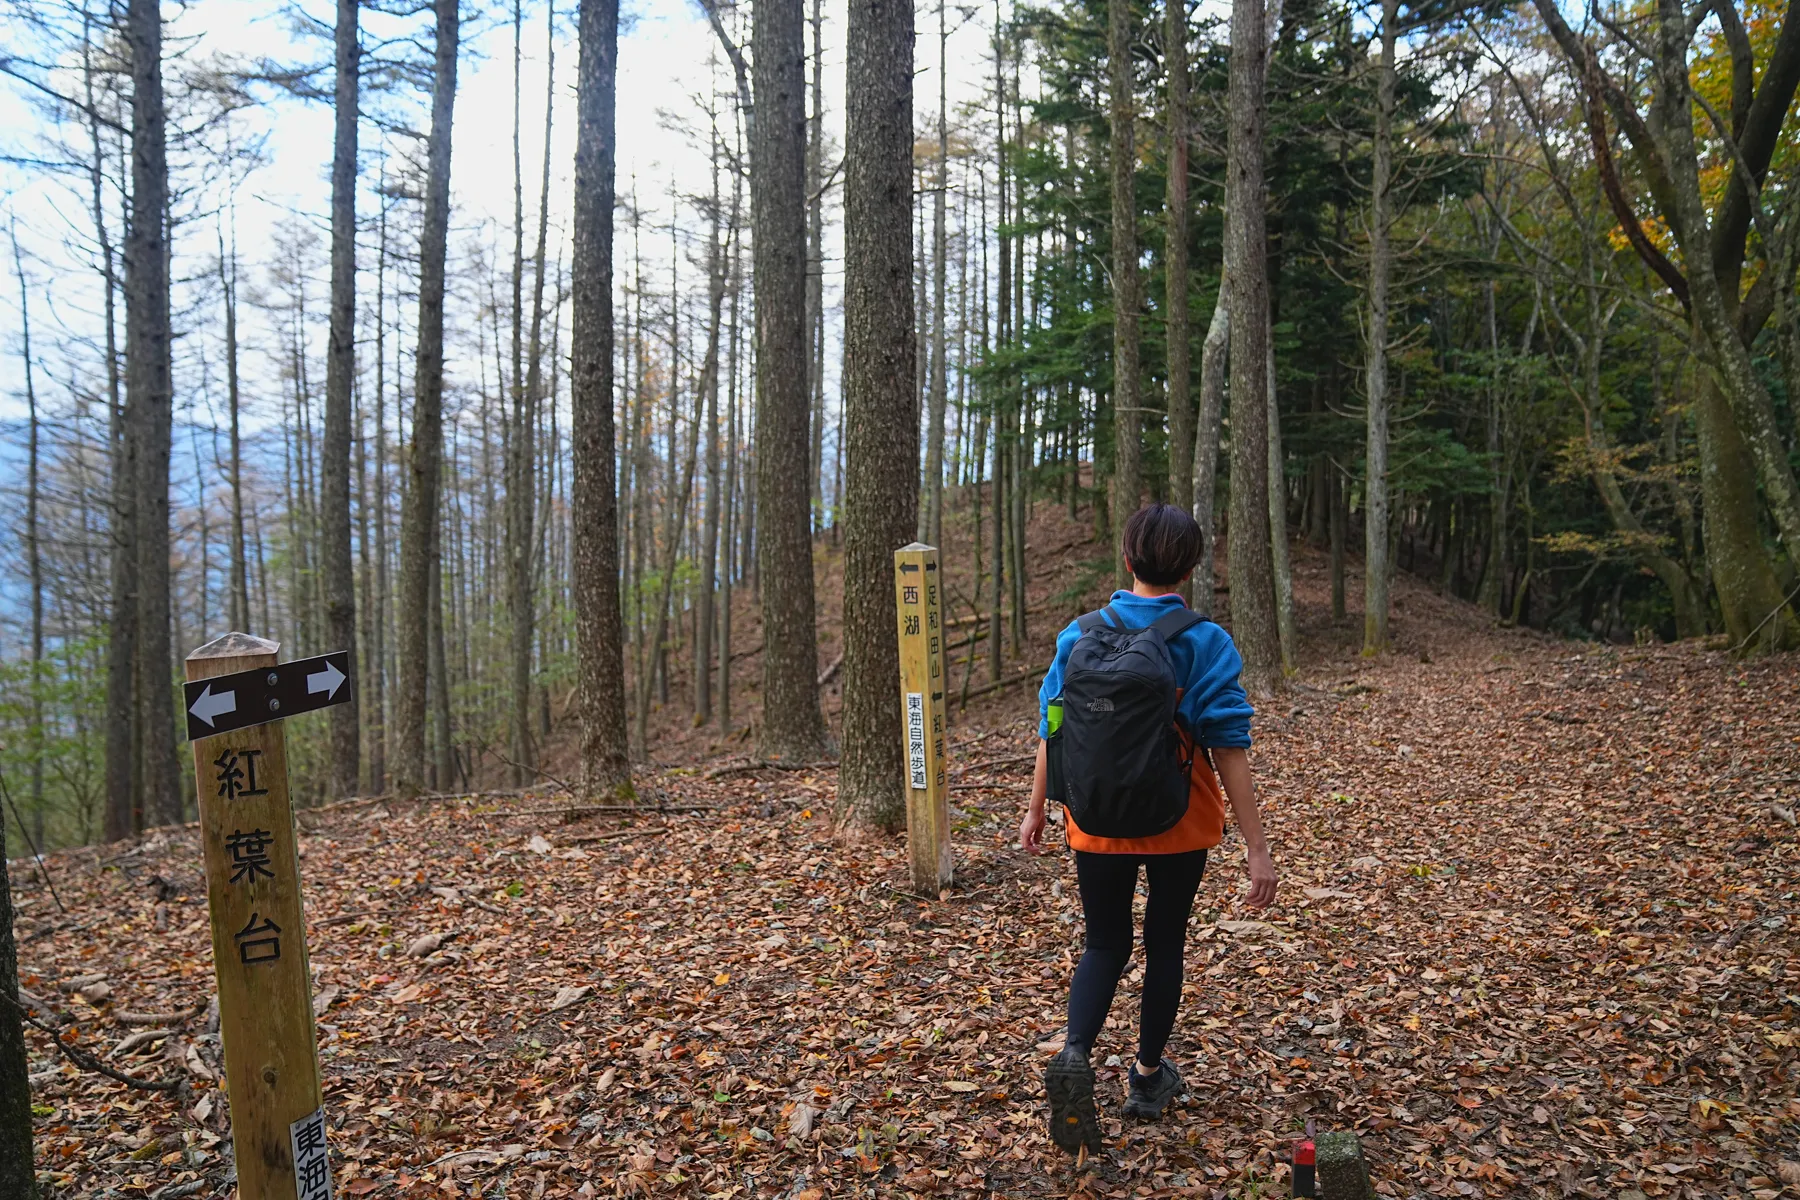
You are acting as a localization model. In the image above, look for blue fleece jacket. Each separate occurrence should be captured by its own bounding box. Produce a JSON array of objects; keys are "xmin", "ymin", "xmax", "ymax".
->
[{"xmin": 1036, "ymin": 590, "xmax": 1254, "ymax": 747}]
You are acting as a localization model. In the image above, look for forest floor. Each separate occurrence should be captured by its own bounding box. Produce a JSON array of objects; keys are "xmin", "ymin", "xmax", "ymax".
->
[{"xmin": 13, "ymin": 500, "xmax": 1800, "ymax": 1199}]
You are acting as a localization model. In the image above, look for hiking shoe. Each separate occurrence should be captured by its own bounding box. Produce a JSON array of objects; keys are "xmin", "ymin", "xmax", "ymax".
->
[
  {"xmin": 1043, "ymin": 1046, "xmax": 1102, "ymax": 1153},
  {"xmin": 1122, "ymin": 1057, "xmax": 1183, "ymax": 1119}
]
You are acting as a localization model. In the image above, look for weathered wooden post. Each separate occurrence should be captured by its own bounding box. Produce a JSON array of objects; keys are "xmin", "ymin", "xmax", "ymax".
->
[
  {"xmin": 894, "ymin": 544, "xmax": 952, "ymax": 895},
  {"xmin": 184, "ymin": 632, "xmax": 351, "ymax": 1200}
]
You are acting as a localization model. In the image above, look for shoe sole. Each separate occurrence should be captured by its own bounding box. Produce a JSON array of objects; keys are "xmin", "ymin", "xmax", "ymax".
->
[{"xmin": 1044, "ymin": 1056, "xmax": 1102, "ymax": 1154}]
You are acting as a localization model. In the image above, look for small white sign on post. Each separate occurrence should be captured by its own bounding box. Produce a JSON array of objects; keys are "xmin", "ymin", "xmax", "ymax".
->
[
  {"xmin": 906, "ymin": 692, "xmax": 927, "ymax": 789},
  {"xmin": 290, "ymin": 1106, "xmax": 334, "ymax": 1200}
]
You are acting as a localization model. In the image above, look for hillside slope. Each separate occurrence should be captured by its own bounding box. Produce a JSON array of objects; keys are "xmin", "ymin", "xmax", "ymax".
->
[{"xmin": 12, "ymin": 498, "xmax": 1800, "ymax": 1198}]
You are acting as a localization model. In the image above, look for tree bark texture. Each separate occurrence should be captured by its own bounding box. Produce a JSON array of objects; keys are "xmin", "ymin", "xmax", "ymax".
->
[
  {"xmin": 1225, "ymin": 0, "xmax": 1280, "ymax": 695},
  {"xmin": 322, "ymin": 0, "xmax": 362, "ymax": 798},
  {"xmin": 920, "ymin": 0, "xmax": 950, "ymax": 549},
  {"xmin": 1108, "ymin": 0, "xmax": 1143, "ymax": 572},
  {"xmin": 808, "ymin": 0, "xmax": 827, "ymax": 531},
  {"xmin": 0, "ymin": 816, "xmax": 37, "ymax": 1200},
  {"xmin": 1647, "ymin": 0, "xmax": 1800, "ymax": 581},
  {"xmin": 573, "ymin": 0, "xmax": 633, "ymax": 795},
  {"xmin": 509, "ymin": 0, "xmax": 556, "ymax": 780},
  {"xmin": 127, "ymin": 0, "xmax": 181, "ymax": 825},
  {"xmin": 1695, "ymin": 373, "xmax": 1800, "ymax": 648},
  {"xmin": 753, "ymin": 0, "xmax": 830, "ymax": 760},
  {"xmin": 1267, "ymin": 340, "xmax": 1295, "ymax": 671},
  {"xmin": 840, "ymin": 0, "xmax": 918, "ymax": 830},
  {"xmin": 394, "ymin": 0, "xmax": 459, "ymax": 798},
  {"xmin": 1165, "ymin": 0, "xmax": 1194, "ymax": 514},
  {"xmin": 1192, "ymin": 274, "xmax": 1227, "ymax": 619},
  {"xmin": 1361, "ymin": 0, "xmax": 1396, "ymax": 657},
  {"xmin": 98, "ymin": 43, "xmax": 137, "ymax": 840}
]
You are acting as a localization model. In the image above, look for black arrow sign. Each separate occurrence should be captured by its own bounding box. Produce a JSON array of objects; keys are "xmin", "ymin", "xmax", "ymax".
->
[{"xmin": 183, "ymin": 651, "xmax": 353, "ymax": 741}]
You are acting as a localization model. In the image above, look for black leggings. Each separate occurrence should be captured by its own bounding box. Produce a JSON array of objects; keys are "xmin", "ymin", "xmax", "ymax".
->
[{"xmin": 1065, "ymin": 848, "xmax": 1208, "ymax": 1066}]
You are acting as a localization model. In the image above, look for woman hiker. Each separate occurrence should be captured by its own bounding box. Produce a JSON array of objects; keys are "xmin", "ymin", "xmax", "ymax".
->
[{"xmin": 1020, "ymin": 502, "xmax": 1278, "ymax": 1152}]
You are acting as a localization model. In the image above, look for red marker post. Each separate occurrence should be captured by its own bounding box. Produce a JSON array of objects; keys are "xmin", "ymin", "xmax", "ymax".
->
[{"xmin": 1292, "ymin": 1138, "xmax": 1316, "ymax": 1197}]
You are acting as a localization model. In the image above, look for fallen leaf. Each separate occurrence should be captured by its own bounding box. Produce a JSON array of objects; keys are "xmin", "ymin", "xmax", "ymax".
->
[
  {"xmin": 406, "ymin": 931, "xmax": 452, "ymax": 958},
  {"xmin": 547, "ymin": 985, "xmax": 592, "ymax": 1012}
]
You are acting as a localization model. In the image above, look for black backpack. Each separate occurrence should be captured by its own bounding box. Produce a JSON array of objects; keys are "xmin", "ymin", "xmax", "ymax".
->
[{"xmin": 1046, "ymin": 605, "xmax": 1207, "ymax": 839}]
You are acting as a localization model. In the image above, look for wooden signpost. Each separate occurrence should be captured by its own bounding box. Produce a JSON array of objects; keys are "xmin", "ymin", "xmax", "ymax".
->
[
  {"xmin": 185, "ymin": 633, "xmax": 348, "ymax": 1200},
  {"xmin": 894, "ymin": 544, "xmax": 953, "ymax": 895}
]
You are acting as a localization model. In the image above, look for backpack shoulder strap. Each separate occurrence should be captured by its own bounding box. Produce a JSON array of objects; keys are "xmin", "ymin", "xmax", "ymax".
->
[
  {"xmin": 1075, "ymin": 608, "xmax": 1110, "ymax": 635},
  {"xmin": 1149, "ymin": 607, "xmax": 1208, "ymax": 644}
]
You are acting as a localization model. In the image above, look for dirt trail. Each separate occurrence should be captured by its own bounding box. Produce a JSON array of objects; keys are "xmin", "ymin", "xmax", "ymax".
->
[{"xmin": 13, "ymin": 522, "xmax": 1800, "ymax": 1198}]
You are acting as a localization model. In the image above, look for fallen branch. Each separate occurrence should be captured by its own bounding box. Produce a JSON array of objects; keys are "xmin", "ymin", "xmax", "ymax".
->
[
  {"xmin": 5, "ymin": 992, "xmax": 182, "ymax": 1093},
  {"xmin": 566, "ymin": 825, "xmax": 671, "ymax": 845},
  {"xmin": 956, "ymin": 668, "xmax": 1038, "ymax": 706},
  {"xmin": 1712, "ymin": 911, "xmax": 1800, "ymax": 952},
  {"xmin": 479, "ymin": 803, "xmax": 718, "ymax": 818},
  {"xmin": 950, "ymin": 752, "xmax": 1036, "ymax": 775},
  {"xmin": 109, "ymin": 1028, "xmax": 174, "ymax": 1058},
  {"xmin": 704, "ymin": 758, "xmax": 839, "ymax": 780},
  {"xmin": 817, "ymin": 652, "xmax": 845, "ymax": 686},
  {"xmin": 488, "ymin": 751, "xmax": 577, "ymax": 797},
  {"xmin": 115, "ymin": 1005, "xmax": 205, "ymax": 1027}
]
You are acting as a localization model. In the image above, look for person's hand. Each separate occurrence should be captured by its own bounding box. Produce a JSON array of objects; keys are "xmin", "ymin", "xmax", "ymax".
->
[
  {"xmin": 1244, "ymin": 846, "xmax": 1277, "ymax": 909},
  {"xmin": 1020, "ymin": 803, "xmax": 1049, "ymax": 855}
]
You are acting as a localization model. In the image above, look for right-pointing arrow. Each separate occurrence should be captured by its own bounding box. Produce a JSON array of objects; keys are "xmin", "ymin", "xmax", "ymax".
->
[
  {"xmin": 189, "ymin": 684, "xmax": 237, "ymax": 728},
  {"xmin": 307, "ymin": 660, "xmax": 347, "ymax": 698}
]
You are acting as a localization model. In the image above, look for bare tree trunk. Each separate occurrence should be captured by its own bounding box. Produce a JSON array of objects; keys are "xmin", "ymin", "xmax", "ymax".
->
[
  {"xmin": 1192, "ymin": 277, "xmax": 1226, "ymax": 618},
  {"xmin": 988, "ymin": 17, "xmax": 1007, "ymax": 685},
  {"xmin": 126, "ymin": 0, "xmax": 181, "ymax": 824},
  {"xmin": 1108, "ymin": 0, "xmax": 1141, "ymax": 575},
  {"xmin": 697, "ymin": 114, "xmax": 730, "ymax": 725},
  {"xmin": 808, "ymin": 0, "xmax": 827, "ymax": 532},
  {"xmin": 919, "ymin": 0, "xmax": 950, "ymax": 548},
  {"xmin": 369, "ymin": 186, "xmax": 391, "ymax": 791},
  {"xmin": 322, "ymin": 0, "xmax": 362, "ymax": 798},
  {"xmin": 1361, "ymin": 0, "xmax": 1396, "ymax": 657},
  {"xmin": 1475, "ymin": 277, "xmax": 1506, "ymax": 615},
  {"xmin": 719, "ymin": 164, "xmax": 744, "ymax": 735},
  {"xmin": 508, "ymin": 0, "xmax": 555, "ymax": 783},
  {"xmin": 214, "ymin": 223, "xmax": 251, "ymax": 634},
  {"xmin": 394, "ymin": 0, "xmax": 460, "ymax": 798},
  {"xmin": 92, "ymin": 17, "xmax": 136, "ymax": 841},
  {"xmin": 840, "ymin": 0, "xmax": 917, "ymax": 829},
  {"xmin": 1330, "ymin": 464, "xmax": 1347, "ymax": 619},
  {"xmin": 1225, "ymin": 0, "xmax": 1280, "ymax": 695},
  {"xmin": 0, "ymin": 812, "xmax": 36, "ymax": 1200},
  {"xmin": 1268, "ymin": 341, "xmax": 1295, "ymax": 671},
  {"xmin": 1696, "ymin": 372, "xmax": 1799, "ymax": 648},
  {"xmin": 429, "ymin": 519, "xmax": 453, "ymax": 789},
  {"xmin": 573, "ymin": 0, "xmax": 632, "ymax": 797},
  {"xmin": 1165, "ymin": 0, "xmax": 1193, "ymax": 516},
  {"xmin": 1008, "ymin": 81, "xmax": 1027, "ymax": 652},
  {"xmin": 13, "ymin": 224, "xmax": 45, "ymax": 843},
  {"xmin": 754, "ymin": 0, "xmax": 830, "ymax": 760}
]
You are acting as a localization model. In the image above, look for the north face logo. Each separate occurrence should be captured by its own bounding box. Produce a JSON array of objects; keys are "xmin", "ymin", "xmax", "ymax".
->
[{"xmin": 1085, "ymin": 697, "xmax": 1115, "ymax": 712}]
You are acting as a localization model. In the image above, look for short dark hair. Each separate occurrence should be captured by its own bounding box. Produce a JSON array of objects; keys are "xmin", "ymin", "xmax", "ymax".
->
[{"xmin": 1121, "ymin": 503, "xmax": 1203, "ymax": 586}]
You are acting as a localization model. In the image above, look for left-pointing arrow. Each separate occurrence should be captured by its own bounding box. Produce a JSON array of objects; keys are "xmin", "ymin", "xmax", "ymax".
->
[{"xmin": 189, "ymin": 683, "xmax": 237, "ymax": 728}]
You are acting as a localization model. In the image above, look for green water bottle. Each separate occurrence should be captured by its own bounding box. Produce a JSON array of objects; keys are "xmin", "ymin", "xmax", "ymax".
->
[{"xmin": 1047, "ymin": 700, "xmax": 1064, "ymax": 735}]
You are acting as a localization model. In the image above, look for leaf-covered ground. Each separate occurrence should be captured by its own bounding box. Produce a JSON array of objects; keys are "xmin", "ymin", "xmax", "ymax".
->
[{"xmin": 15, "ymin": 554, "xmax": 1800, "ymax": 1200}]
